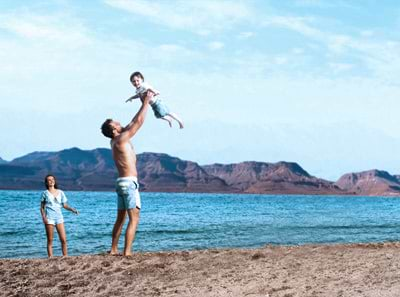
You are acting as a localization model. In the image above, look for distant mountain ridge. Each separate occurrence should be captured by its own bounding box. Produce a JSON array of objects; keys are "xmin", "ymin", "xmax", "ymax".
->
[
  {"xmin": 335, "ymin": 170, "xmax": 400, "ymax": 196},
  {"xmin": 0, "ymin": 148, "xmax": 230, "ymax": 192},
  {"xmin": 0, "ymin": 148, "xmax": 117, "ymax": 191},
  {"xmin": 137, "ymin": 153, "xmax": 229, "ymax": 192},
  {"xmin": 0, "ymin": 147, "xmax": 400, "ymax": 196},
  {"xmin": 203, "ymin": 162, "xmax": 344, "ymax": 195}
]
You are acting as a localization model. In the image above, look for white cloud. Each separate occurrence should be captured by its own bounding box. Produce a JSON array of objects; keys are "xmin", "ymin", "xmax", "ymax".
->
[
  {"xmin": 158, "ymin": 44, "xmax": 185, "ymax": 52},
  {"xmin": 327, "ymin": 34, "xmax": 353, "ymax": 54},
  {"xmin": 360, "ymin": 30, "xmax": 374, "ymax": 37},
  {"xmin": 292, "ymin": 48, "xmax": 304, "ymax": 55},
  {"xmin": 0, "ymin": 12, "xmax": 90, "ymax": 48},
  {"xmin": 294, "ymin": 0, "xmax": 323, "ymax": 6},
  {"xmin": 262, "ymin": 15, "xmax": 400, "ymax": 85},
  {"xmin": 152, "ymin": 43, "xmax": 201, "ymax": 64},
  {"xmin": 293, "ymin": 0, "xmax": 359, "ymax": 9},
  {"xmin": 274, "ymin": 56, "xmax": 288, "ymax": 65},
  {"xmin": 328, "ymin": 62, "xmax": 353, "ymax": 73},
  {"xmin": 238, "ymin": 31, "xmax": 255, "ymax": 39},
  {"xmin": 208, "ymin": 41, "xmax": 224, "ymax": 50},
  {"xmin": 263, "ymin": 16, "xmax": 321, "ymax": 39},
  {"xmin": 104, "ymin": 0, "xmax": 253, "ymax": 34}
]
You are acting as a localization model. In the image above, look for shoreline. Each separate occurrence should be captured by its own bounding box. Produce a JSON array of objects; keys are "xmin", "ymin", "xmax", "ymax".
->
[
  {"xmin": 2, "ymin": 242, "xmax": 400, "ymax": 296},
  {"xmin": 2, "ymin": 240, "xmax": 400, "ymax": 260},
  {"xmin": 1, "ymin": 188, "xmax": 397, "ymax": 197}
]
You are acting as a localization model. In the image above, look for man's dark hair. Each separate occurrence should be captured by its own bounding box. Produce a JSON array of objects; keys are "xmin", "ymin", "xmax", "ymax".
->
[
  {"xmin": 101, "ymin": 119, "xmax": 114, "ymax": 138},
  {"xmin": 130, "ymin": 71, "xmax": 144, "ymax": 82},
  {"xmin": 44, "ymin": 174, "xmax": 58, "ymax": 189}
]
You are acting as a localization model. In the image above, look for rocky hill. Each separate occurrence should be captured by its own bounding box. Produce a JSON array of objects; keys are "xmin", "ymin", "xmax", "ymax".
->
[
  {"xmin": 335, "ymin": 170, "xmax": 400, "ymax": 196},
  {"xmin": 0, "ymin": 148, "xmax": 116, "ymax": 190},
  {"xmin": 203, "ymin": 162, "xmax": 345, "ymax": 195},
  {"xmin": 137, "ymin": 153, "xmax": 229, "ymax": 192}
]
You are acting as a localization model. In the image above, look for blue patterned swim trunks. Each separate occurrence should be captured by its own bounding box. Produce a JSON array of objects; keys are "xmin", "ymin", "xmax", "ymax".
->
[{"xmin": 115, "ymin": 176, "xmax": 141, "ymax": 210}]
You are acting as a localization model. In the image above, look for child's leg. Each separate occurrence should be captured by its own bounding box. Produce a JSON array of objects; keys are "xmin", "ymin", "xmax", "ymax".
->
[
  {"xmin": 167, "ymin": 113, "xmax": 184, "ymax": 129},
  {"xmin": 45, "ymin": 224, "xmax": 54, "ymax": 258},
  {"xmin": 160, "ymin": 116, "xmax": 172, "ymax": 127},
  {"xmin": 56, "ymin": 223, "xmax": 68, "ymax": 256}
]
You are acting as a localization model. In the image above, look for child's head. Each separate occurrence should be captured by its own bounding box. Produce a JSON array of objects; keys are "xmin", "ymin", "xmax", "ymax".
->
[
  {"xmin": 44, "ymin": 174, "xmax": 58, "ymax": 189},
  {"xmin": 130, "ymin": 71, "xmax": 144, "ymax": 88}
]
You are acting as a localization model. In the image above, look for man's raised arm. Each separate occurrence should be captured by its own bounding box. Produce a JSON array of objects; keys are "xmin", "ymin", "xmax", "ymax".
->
[{"xmin": 121, "ymin": 92, "xmax": 153, "ymax": 140}]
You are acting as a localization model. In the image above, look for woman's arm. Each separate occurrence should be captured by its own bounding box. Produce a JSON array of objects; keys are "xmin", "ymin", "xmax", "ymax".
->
[
  {"xmin": 63, "ymin": 203, "xmax": 79, "ymax": 215},
  {"xmin": 40, "ymin": 201, "xmax": 48, "ymax": 224}
]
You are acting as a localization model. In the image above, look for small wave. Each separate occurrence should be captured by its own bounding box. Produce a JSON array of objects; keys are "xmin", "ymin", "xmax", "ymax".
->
[
  {"xmin": 279, "ymin": 224, "xmax": 400, "ymax": 230},
  {"xmin": 140, "ymin": 229, "xmax": 203, "ymax": 235}
]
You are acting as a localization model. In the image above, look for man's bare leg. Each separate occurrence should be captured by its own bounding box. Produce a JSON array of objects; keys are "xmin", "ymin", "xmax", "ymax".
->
[
  {"xmin": 111, "ymin": 210, "xmax": 127, "ymax": 255},
  {"xmin": 160, "ymin": 116, "xmax": 172, "ymax": 127},
  {"xmin": 124, "ymin": 208, "xmax": 140, "ymax": 256},
  {"xmin": 56, "ymin": 223, "xmax": 68, "ymax": 256},
  {"xmin": 45, "ymin": 224, "xmax": 54, "ymax": 258},
  {"xmin": 167, "ymin": 113, "xmax": 184, "ymax": 129}
]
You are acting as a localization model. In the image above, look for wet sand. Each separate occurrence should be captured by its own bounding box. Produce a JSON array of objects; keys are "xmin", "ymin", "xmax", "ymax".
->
[{"xmin": 1, "ymin": 242, "xmax": 400, "ymax": 297}]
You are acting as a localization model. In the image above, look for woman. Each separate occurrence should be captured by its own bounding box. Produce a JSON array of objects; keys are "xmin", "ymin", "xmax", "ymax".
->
[{"xmin": 40, "ymin": 174, "xmax": 78, "ymax": 257}]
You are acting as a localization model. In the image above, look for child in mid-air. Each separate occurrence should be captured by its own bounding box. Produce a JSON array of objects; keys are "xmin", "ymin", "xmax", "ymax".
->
[{"xmin": 126, "ymin": 71, "xmax": 184, "ymax": 129}]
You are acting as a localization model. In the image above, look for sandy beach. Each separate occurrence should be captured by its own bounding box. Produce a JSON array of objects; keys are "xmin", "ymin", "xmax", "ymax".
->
[{"xmin": 1, "ymin": 242, "xmax": 400, "ymax": 297}]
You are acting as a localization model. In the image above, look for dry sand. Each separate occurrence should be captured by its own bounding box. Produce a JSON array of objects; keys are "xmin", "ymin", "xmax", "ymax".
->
[{"xmin": 1, "ymin": 242, "xmax": 400, "ymax": 297}]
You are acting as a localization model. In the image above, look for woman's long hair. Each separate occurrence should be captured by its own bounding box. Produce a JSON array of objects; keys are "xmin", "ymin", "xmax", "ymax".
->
[{"xmin": 44, "ymin": 174, "xmax": 58, "ymax": 189}]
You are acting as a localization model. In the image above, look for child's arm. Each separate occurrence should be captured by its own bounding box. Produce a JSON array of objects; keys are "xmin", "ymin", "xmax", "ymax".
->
[
  {"xmin": 40, "ymin": 201, "xmax": 48, "ymax": 224},
  {"xmin": 63, "ymin": 203, "xmax": 79, "ymax": 215},
  {"xmin": 126, "ymin": 94, "xmax": 140, "ymax": 103}
]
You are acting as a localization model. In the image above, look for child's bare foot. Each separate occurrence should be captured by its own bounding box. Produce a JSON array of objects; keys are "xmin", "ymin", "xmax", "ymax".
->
[{"xmin": 108, "ymin": 250, "xmax": 120, "ymax": 256}]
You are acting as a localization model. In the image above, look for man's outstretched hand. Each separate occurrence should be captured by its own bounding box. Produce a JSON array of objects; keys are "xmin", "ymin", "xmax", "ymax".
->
[{"xmin": 143, "ymin": 91, "xmax": 154, "ymax": 104}]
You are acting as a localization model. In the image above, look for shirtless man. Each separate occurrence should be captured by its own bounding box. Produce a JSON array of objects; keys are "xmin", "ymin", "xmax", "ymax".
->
[{"xmin": 101, "ymin": 92, "xmax": 153, "ymax": 256}]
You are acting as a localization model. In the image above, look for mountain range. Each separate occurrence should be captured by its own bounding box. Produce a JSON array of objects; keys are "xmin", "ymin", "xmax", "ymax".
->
[{"xmin": 0, "ymin": 147, "xmax": 399, "ymax": 196}]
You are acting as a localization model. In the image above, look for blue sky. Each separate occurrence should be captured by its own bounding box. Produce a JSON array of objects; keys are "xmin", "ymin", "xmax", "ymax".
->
[{"xmin": 1, "ymin": 0, "xmax": 400, "ymax": 180}]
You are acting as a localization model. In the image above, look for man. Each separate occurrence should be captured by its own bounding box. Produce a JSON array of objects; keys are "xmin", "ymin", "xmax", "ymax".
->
[{"xmin": 101, "ymin": 91, "xmax": 153, "ymax": 256}]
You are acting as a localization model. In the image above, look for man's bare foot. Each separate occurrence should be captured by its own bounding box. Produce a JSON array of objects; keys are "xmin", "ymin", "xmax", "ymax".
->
[{"xmin": 108, "ymin": 250, "xmax": 120, "ymax": 256}]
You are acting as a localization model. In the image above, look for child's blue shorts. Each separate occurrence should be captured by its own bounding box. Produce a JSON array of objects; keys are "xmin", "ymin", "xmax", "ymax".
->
[
  {"xmin": 151, "ymin": 99, "xmax": 170, "ymax": 118},
  {"xmin": 45, "ymin": 209, "xmax": 64, "ymax": 225}
]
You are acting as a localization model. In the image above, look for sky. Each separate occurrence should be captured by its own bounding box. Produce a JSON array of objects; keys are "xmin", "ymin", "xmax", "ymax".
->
[{"xmin": 1, "ymin": 0, "xmax": 400, "ymax": 180}]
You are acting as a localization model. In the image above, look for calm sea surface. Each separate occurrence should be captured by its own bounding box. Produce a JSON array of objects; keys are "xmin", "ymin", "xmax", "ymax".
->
[{"xmin": 1, "ymin": 190, "xmax": 400, "ymax": 259}]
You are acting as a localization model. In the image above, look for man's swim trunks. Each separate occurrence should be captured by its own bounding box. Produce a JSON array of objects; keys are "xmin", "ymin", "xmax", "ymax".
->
[{"xmin": 115, "ymin": 176, "xmax": 141, "ymax": 210}]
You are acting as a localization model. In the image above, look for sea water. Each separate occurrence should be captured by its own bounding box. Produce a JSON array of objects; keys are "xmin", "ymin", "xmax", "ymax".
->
[{"xmin": 1, "ymin": 190, "xmax": 400, "ymax": 258}]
